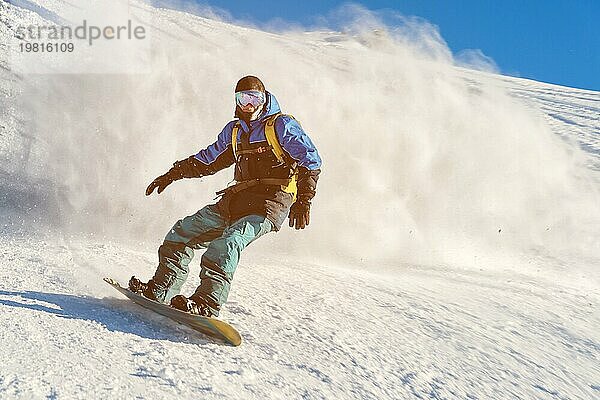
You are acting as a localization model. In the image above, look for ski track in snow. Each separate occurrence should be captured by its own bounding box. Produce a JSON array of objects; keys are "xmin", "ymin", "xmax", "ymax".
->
[
  {"xmin": 1, "ymin": 1, "xmax": 600, "ymax": 399},
  {"xmin": 0, "ymin": 234, "xmax": 598, "ymax": 399}
]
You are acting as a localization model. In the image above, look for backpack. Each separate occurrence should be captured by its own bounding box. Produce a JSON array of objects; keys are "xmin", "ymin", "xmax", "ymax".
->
[{"xmin": 230, "ymin": 113, "xmax": 298, "ymax": 201}]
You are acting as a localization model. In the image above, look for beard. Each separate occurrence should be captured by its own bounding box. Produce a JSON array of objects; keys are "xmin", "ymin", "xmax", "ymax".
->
[{"xmin": 235, "ymin": 104, "xmax": 264, "ymax": 122}]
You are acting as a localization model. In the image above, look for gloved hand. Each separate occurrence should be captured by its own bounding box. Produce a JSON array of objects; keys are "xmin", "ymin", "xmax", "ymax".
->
[
  {"xmin": 145, "ymin": 156, "xmax": 209, "ymax": 196},
  {"xmin": 288, "ymin": 199, "xmax": 311, "ymax": 229},
  {"xmin": 145, "ymin": 170, "xmax": 179, "ymax": 195}
]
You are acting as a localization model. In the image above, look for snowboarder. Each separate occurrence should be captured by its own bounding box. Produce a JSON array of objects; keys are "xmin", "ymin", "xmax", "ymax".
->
[{"xmin": 129, "ymin": 76, "xmax": 322, "ymax": 317}]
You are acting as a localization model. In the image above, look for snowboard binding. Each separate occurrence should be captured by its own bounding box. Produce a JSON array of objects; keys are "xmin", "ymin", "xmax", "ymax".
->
[
  {"xmin": 128, "ymin": 276, "xmax": 157, "ymax": 301},
  {"xmin": 170, "ymin": 295, "xmax": 214, "ymax": 317}
]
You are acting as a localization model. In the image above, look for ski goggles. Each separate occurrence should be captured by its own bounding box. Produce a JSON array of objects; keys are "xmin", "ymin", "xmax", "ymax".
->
[{"xmin": 235, "ymin": 90, "xmax": 266, "ymax": 107}]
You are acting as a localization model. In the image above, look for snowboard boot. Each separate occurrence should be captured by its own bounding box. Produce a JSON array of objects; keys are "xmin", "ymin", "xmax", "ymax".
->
[
  {"xmin": 170, "ymin": 295, "xmax": 214, "ymax": 317},
  {"xmin": 128, "ymin": 276, "xmax": 158, "ymax": 301}
]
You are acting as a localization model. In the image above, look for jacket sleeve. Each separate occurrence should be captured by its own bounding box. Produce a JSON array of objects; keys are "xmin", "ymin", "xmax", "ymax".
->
[
  {"xmin": 275, "ymin": 116, "xmax": 322, "ymax": 201},
  {"xmin": 167, "ymin": 121, "xmax": 236, "ymax": 179},
  {"xmin": 275, "ymin": 116, "xmax": 322, "ymax": 170},
  {"xmin": 187, "ymin": 121, "xmax": 236, "ymax": 176}
]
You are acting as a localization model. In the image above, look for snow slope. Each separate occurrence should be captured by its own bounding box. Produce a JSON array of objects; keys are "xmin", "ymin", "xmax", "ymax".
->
[{"xmin": 1, "ymin": 1, "xmax": 599, "ymax": 399}]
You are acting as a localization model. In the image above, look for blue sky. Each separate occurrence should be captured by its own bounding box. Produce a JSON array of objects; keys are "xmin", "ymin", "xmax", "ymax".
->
[{"xmin": 185, "ymin": 0, "xmax": 599, "ymax": 91}]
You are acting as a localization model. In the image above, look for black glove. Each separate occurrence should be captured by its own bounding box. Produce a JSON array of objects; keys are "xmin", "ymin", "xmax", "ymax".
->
[
  {"xmin": 288, "ymin": 198, "xmax": 311, "ymax": 229},
  {"xmin": 146, "ymin": 156, "xmax": 209, "ymax": 196},
  {"xmin": 145, "ymin": 170, "xmax": 179, "ymax": 195},
  {"xmin": 288, "ymin": 167, "xmax": 321, "ymax": 229}
]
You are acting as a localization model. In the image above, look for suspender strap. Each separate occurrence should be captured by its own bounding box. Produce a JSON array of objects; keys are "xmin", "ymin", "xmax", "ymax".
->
[
  {"xmin": 231, "ymin": 113, "xmax": 294, "ymax": 162},
  {"xmin": 264, "ymin": 113, "xmax": 284, "ymax": 164},
  {"xmin": 264, "ymin": 113, "xmax": 298, "ymax": 201},
  {"xmin": 231, "ymin": 122, "xmax": 240, "ymax": 158}
]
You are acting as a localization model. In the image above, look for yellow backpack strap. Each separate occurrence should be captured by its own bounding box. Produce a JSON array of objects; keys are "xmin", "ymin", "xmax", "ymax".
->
[
  {"xmin": 231, "ymin": 122, "xmax": 240, "ymax": 159},
  {"xmin": 264, "ymin": 113, "xmax": 284, "ymax": 164},
  {"xmin": 264, "ymin": 113, "xmax": 298, "ymax": 201}
]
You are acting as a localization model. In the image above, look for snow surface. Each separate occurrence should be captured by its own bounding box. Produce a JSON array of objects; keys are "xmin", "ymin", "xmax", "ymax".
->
[{"xmin": 0, "ymin": 1, "xmax": 599, "ymax": 399}]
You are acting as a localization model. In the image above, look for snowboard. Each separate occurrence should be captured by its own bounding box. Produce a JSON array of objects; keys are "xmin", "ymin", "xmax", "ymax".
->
[{"xmin": 103, "ymin": 277, "xmax": 242, "ymax": 346}]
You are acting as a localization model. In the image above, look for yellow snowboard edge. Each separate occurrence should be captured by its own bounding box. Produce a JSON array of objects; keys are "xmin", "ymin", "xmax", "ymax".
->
[{"xmin": 211, "ymin": 320, "xmax": 243, "ymax": 346}]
